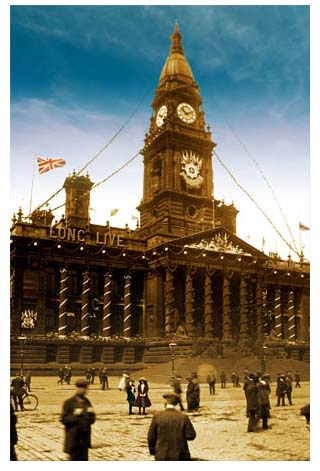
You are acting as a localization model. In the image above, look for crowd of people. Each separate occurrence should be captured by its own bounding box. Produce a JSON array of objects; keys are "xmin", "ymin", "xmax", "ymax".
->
[{"xmin": 10, "ymin": 367, "xmax": 309, "ymax": 461}]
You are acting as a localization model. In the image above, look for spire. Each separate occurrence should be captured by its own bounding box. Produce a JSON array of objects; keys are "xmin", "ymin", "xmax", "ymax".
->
[
  {"xmin": 159, "ymin": 22, "xmax": 194, "ymax": 84},
  {"xmin": 170, "ymin": 21, "xmax": 184, "ymax": 55}
]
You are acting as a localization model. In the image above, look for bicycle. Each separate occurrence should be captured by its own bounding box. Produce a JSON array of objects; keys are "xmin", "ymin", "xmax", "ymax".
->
[{"xmin": 21, "ymin": 390, "xmax": 39, "ymax": 411}]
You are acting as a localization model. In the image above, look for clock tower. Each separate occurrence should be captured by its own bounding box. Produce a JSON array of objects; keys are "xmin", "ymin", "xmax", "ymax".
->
[{"xmin": 137, "ymin": 22, "xmax": 217, "ymax": 247}]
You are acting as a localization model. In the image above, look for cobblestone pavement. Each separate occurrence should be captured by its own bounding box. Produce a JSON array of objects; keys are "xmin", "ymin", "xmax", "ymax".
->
[{"xmin": 12, "ymin": 376, "xmax": 310, "ymax": 461}]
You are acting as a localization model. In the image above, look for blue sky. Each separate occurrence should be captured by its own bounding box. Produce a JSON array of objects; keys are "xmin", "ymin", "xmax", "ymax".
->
[{"xmin": 10, "ymin": 4, "xmax": 310, "ymax": 260}]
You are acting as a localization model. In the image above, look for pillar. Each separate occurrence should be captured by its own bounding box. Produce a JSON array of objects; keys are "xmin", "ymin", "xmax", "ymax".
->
[
  {"xmin": 164, "ymin": 268, "xmax": 175, "ymax": 335},
  {"xmin": 262, "ymin": 287, "xmax": 269, "ymax": 336},
  {"xmin": 185, "ymin": 269, "xmax": 195, "ymax": 337},
  {"xmin": 36, "ymin": 267, "xmax": 46, "ymax": 334},
  {"xmin": 81, "ymin": 271, "xmax": 90, "ymax": 336},
  {"xmin": 239, "ymin": 276, "xmax": 249, "ymax": 343},
  {"xmin": 204, "ymin": 271, "xmax": 214, "ymax": 337},
  {"xmin": 274, "ymin": 287, "xmax": 282, "ymax": 340},
  {"xmin": 287, "ymin": 289, "xmax": 295, "ymax": 341},
  {"xmin": 222, "ymin": 271, "xmax": 233, "ymax": 343},
  {"xmin": 11, "ymin": 267, "xmax": 23, "ymax": 335},
  {"xmin": 256, "ymin": 277, "xmax": 264, "ymax": 344},
  {"xmin": 123, "ymin": 274, "xmax": 132, "ymax": 338},
  {"xmin": 58, "ymin": 267, "xmax": 68, "ymax": 336},
  {"xmin": 102, "ymin": 272, "xmax": 112, "ymax": 337}
]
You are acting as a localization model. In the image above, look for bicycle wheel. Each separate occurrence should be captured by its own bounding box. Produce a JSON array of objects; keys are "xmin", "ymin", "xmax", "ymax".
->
[{"xmin": 23, "ymin": 394, "xmax": 38, "ymax": 411}]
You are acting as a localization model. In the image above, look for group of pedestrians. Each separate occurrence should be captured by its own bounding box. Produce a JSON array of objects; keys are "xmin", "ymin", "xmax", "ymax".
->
[
  {"xmin": 275, "ymin": 371, "xmax": 294, "ymax": 406},
  {"xmin": 57, "ymin": 365, "xmax": 72, "ymax": 385},
  {"xmin": 60, "ymin": 378, "xmax": 196, "ymax": 461},
  {"xmin": 85, "ymin": 367, "xmax": 109, "ymax": 389},
  {"xmin": 118, "ymin": 372, "xmax": 152, "ymax": 415},
  {"xmin": 10, "ymin": 366, "xmax": 307, "ymax": 462},
  {"xmin": 243, "ymin": 369, "xmax": 300, "ymax": 432},
  {"xmin": 243, "ymin": 372, "xmax": 271, "ymax": 432}
]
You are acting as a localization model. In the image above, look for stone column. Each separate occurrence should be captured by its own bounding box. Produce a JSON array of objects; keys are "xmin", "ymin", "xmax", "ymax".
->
[
  {"xmin": 222, "ymin": 271, "xmax": 233, "ymax": 343},
  {"xmin": 185, "ymin": 269, "xmax": 195, "ymax": 337},
  {"xmin": 102, "ymin": 272, "xmax": 112, "ymax": 337},
  {"xmin": 256, "ymin": 277, "xmax": 264, "ymax": 344},
  {"xmin": 123, "ymin": 274, "xmax": 132, "ymax": 338},
  {"xmin": 10, "ymin": 267, "xmax": 23, "ymax": 335},
  {"xmin": 262, "ymin": 287, "xmax": 269, "ymax": 335},
  {"xmin": 58, "ymin": 267, "xmax": 68, "ymax": 336},
  {"xmin": 287, "ymin": 289, "xmax": 295, "ymax": 341},
  {"xmin": 204, "ymin": 270, "xmax": 214, "ymax": 337},
  {"xmin": 36, "ymin": 267, "xmax": 46, "ymax": 334},
  {"xmin": 274, "ymin": 287, "xmax": 282, "ymax": 340},
  {"xmin": 164, "ymin": 268, "xmax": 175, "ymax": 335},
  {"xmin": 81, "ymin": 271, "xmax": 90, "ymax": 336},
  {"xmin": 239, "ymin": 276, "xmax": 249, "ymax": 343}
]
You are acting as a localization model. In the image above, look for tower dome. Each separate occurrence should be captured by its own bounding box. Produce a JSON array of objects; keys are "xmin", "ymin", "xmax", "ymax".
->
[{"xmin": 159, "ymin": 22, "xmax": 195, "ymax": 85}]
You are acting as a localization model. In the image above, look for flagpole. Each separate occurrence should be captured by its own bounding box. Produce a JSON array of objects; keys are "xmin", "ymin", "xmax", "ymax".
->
[
  {"xmin": 29, "ymin": 156, "xmax": 36, "ymax": 217},
  {"xmin": 299, "ymin": 225, "xmax": 302, "ymax": 255}
]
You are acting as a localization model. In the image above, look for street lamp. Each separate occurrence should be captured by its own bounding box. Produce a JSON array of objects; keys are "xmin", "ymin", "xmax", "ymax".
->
[
  {"xmin": 17, "ymin": 335, "xmax": 27, "ymax": 376},
  {"xmin": 261, "ymin": 344, "xmax": 268, "ymax": 374},
  {"xmin": 169, "ymin": 342, "xmax": 177, "ymax": 379}
]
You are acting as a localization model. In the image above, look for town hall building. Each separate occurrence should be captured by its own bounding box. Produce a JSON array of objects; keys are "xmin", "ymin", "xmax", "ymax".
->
[{"xmin": 10, "ymin": 23, "xmax": 309, "ymax": 368}]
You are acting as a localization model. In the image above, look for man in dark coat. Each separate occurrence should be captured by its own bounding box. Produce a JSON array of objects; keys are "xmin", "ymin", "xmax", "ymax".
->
[
  {"xmin": 276, "ymin": 374, "xmax": 287, "ymax": 406},
  {"xmin": 172, "ymin": 375, "xmax": 184, "ymax": 411},
  {"xmin": 257, "ymin": 375, "xmax": 271, "ymax": 430},
  {"xmin": 61, "ymin": 379, "xmax": 96, "ymax": 461},
  {"xmin": 58, "ymin": 368, "xmax": 64, "ymax": 384},
  {"xmin": 148, "ymin": 392, "xmax": 196, "ymax": 461},
  {"xmin": 11, "ymin": 373, "xmax": 25, "ymax": 411},
  {"xmin": 101, "ymin": 368, "xmax": 109, "ymax": 390},
  {"xmin": 245, "ymin": 374, "xmax": 259, "ymax": 432},
  {"xmin": 10, "ymin": 403, "xmax": 18, "ymax": 460},
  {"xmin": 300, "ymin": 403, "xmax": 310, "ymax": 427},
  {"xmin": 64, "ymin": 365, "xmax": 72, "ymax": 385},
  {"xmin": 207, "ymin": 373, "xmax": 216, "ymax": 395},
  {"xmin": 186, "ymin": 377, "xmax": 198, "ymax": 412},
  {"xmin": 285, "ymin": 373, "xmax": 293, "ymax": 405},
  {"xmin": 220, "ymin": 371, "xmax": 226, "ymax": 388}
]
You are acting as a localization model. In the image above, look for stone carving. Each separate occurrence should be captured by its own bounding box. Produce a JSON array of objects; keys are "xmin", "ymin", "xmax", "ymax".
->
[{"xmin": 186, "ymin": 233, "xmax": 251, "ymax": 255}]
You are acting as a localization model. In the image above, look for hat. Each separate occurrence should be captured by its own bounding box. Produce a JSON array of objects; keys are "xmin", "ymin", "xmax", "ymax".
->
[
  {"xmin": 139, "ymin": 377, "xmax": 146, "ymax": 381},
  {"xmin": 75, "ymin": 379, "xmax": 89, "ymax": 388},
  {"xmin": 163, "ymin": 393, "xmax": 180, "ymax": 405}
]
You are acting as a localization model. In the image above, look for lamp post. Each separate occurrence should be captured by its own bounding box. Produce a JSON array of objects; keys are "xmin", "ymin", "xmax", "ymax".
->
[
  {"xmin": 169, "ymin": 342, "xmax": 177, "ymax": 379},
  {"xmin": 17, "ymin": 335, "xmax": 27, "ymax": 377},
  {"xmin": 261, "ymin": 344, "xmax": 268, "ymax": 374}
]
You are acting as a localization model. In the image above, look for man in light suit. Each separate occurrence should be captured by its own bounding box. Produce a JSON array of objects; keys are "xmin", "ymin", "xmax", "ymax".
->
[{"xmin": 147, "ymin": 392, "xmax": 196, "ymax": 461}]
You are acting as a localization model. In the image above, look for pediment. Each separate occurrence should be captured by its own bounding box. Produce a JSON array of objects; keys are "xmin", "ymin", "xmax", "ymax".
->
[{"xmin": 169, "ymin": 227, "xmax": 267, "ymax": 258}]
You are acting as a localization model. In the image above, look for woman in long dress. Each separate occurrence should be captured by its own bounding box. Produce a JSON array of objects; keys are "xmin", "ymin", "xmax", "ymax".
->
[
  {"xmin": 118, "ymin": 371, "xmax": 130, "ymax": 391},
  {"xmin": 134, "ymin": 378, "xmax": 151, "ymax": 415}
]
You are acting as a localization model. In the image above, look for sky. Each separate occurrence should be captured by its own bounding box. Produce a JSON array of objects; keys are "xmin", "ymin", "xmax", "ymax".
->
[{"xmin": 10, "ymin": 4, "xmax": 310, "ymax": 261}]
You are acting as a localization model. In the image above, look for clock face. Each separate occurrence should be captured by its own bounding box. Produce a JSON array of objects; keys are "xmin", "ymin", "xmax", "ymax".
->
[
  {"xmin": 156, "ymin": 105, "xmax": 167, "ymax": 127},
  {"xmin": 177, "ymin": 103, "xmax": 196, "ymax": 124}
]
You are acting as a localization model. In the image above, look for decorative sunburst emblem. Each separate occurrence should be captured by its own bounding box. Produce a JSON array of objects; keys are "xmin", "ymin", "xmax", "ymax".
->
[{"xmin": 180, "ymin": 150, "xmax": 203, "ymax": 188}]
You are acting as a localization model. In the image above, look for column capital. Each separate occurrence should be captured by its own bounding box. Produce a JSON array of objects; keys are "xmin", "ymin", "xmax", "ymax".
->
[{"xmin": 223, "ymin": 269, "xmax": 233, "ymax": 280}]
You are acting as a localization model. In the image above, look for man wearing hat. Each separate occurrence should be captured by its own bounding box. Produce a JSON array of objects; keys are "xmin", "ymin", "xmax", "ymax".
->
[
  {"xmin": 147, "ymin": 392, "xmax": 196, "ymax": 460},
  {"xmin": 60, "ymin": 379, "xmax": 96, "ymax": 461}
]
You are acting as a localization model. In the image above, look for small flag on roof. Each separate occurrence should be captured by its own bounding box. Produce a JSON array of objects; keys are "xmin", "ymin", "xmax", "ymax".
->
[
  {"xmin": 37, "ymin": 157, "xmax": 66, "ymax": 174},
  {"xmin": 299, "ymin": 222, "xmax": 310, "ymax": 231}
]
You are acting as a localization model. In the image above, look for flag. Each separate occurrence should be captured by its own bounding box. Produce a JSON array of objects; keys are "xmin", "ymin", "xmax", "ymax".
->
[
  {"xmin": 299, "ymin": 222, "xmax": 310, "ymax": 231},
  {"xmin": 110, "ymin": 209, "xmax": 119, "ymax": 217},
  {"xmin": 37, "ymin": 157, "xmax": 66, "ymax": 174},
  {"xmin": 131, "ymin": 215, "xmax": 139, "ymax": 221}
]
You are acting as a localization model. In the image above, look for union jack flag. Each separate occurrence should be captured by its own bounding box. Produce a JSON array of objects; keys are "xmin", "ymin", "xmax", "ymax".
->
[{"xmin": 37, "ymin": 157, "xmax": 66, "ymax": 174}]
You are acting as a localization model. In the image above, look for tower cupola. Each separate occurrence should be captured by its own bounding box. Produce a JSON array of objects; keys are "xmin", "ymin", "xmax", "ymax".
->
[{"xmin": 63, "ymin": 171, "xmax": 93, "ymax": 228}]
